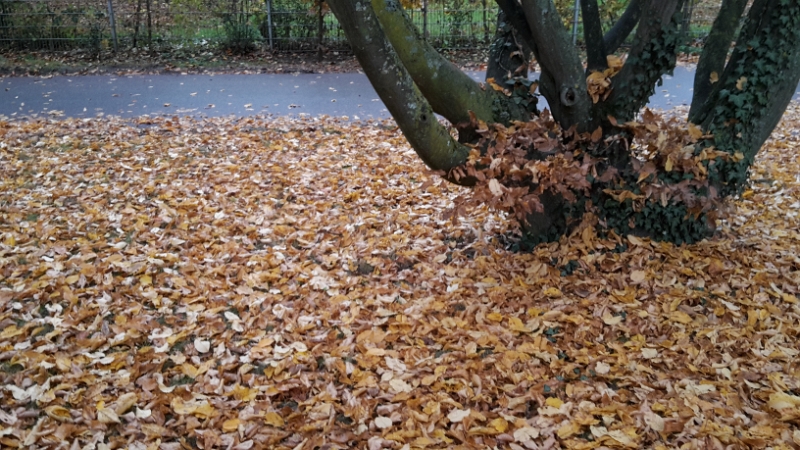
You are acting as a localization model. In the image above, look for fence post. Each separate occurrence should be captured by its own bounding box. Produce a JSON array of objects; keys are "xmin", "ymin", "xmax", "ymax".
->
[
  {"xmin": 482, "ymin": 0, "xmax": 488, "ymax": 43},
  {"xmin": 571, "ymin": 0, "xmax": 579, "ymax": 45},
  {"xmin": 422, "ymin": 0, "xmax": 428, "ymax": 40},
  {"xmin": 107, "ymin": 0, "xmax": 118, "ymax": 52},
  {"xmin": 317, "ymin": 0, "xmax": 323, "ymax": 61},
  {"xmin": 266, "ymin": 0, "xmax": 273, "ymax": 50}
]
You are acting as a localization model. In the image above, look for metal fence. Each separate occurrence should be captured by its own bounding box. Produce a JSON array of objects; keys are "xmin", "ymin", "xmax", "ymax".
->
[{"xmin": 0, "ymin": 0, "xmax": 720, "ymax": 53}]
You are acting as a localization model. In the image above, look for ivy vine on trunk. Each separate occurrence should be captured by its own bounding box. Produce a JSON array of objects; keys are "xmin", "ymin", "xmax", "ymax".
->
[{"xmin": 327, "ymin": 0, "xmax": 800, "ymax": 246}]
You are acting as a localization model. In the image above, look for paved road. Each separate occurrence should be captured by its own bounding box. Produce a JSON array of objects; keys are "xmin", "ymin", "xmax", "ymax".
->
[{"xmin": 2, "ymin": 67, "xmax": 798, "ymax": 120}]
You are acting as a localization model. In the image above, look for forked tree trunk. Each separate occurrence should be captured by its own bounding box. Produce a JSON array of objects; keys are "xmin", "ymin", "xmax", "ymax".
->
[
  {"xmin": 329, "ymin": 0, "xmax": 800, "ymax": 244},
  {"xmin": 693, "ymin": 0, "xmax": 800, "ymax": 195}
]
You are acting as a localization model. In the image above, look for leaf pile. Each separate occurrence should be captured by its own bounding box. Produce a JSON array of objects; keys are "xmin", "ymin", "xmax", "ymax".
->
[{"xmin": 1, "ymin": 108, "xmax": 800, "ymax": 449}]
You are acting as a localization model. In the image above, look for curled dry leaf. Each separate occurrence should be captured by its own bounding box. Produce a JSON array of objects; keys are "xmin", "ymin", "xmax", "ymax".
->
[
  {"xmin": 374, "ymin": 416, "xmax": 393, "ymax": 429},
  {"xmin": 447, "ymin": 408, "xmax": 471, "ymax": 423}
]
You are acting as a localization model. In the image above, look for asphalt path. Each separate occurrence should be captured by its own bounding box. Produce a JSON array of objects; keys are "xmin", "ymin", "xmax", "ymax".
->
[{"xmin": 2, "ymin": 67, "xmax": 799, "ymax": 120}]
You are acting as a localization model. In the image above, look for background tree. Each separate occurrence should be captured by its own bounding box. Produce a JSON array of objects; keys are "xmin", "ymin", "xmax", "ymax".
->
[{"xmin": 326, "ymin": 0, "xmax": 800, "ymax": 245}]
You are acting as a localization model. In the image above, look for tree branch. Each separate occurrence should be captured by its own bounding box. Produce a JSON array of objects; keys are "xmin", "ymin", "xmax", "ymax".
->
[
  {"xmin": 697, "ymin": 0, "xmax": 800, "ymax": 194},
  {"xmin": 486, "ymin": 10, "xmax": 532, "ymax": 83},
  {"xmin": 687, "ymin": 0, "xmax": 748, "ymax": 123},
  {"xmin": 494, "ymin": 0, "xmax": 538, "ymax": 56},
  {"xmin": 581, "ymin": 0, "xmax": 607, "ymax": 71},
  {"xmin": 370, "ymin": 0, "xmax": 501, "ymax": 127},
  {"xmin": 601, "ymin": 0, "xmax": 684, "ymax": 122},
  {"xmin": 518, "ymin": 0, "xmax": 595, "ymax": 131},
  {"xmin": 327, "ymin": 0, "xmax": 471, "ymax": 176},
  {"xmin": 602, "ymin": 0, "xmax": 643, "ymax": 53}
]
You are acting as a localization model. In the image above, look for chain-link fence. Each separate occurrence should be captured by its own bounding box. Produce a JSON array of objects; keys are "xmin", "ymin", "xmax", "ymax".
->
[{"xmin": 0, "ymin": 0, "xmax": 720, "ymax": 53}]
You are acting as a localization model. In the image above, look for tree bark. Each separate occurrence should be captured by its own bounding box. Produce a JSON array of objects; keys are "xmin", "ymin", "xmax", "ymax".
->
[
  {"xmin": 370, "ymin": 0, "xmax": 501, "ymax": 126},
  {"xmin": 494, "ymin": 0, "xmax": 537, "ymax": 55},
  {"xmin": 327, "ymin": 0, "xmax": 471, "ymax": 175},
  {"xmin": 699, "ymin": 0, "xmax": 800, "ymax": 193},
  {"xmin": 601, "ymin": 0, "xmax": 684, "ymax": 122},
  {"xmin": 133, "ymin": 0, "xmax": 143, "ymax": 48},
  {"xmin": 486, "ymin": 10, "xmax": 531, "ymax": 83},
  {"xmin": 688, "ymin": 0, "xmax": 748, "ymax": 122},
  {"xmin": 602, "ymin": 0, "xmax": 643, "ymax": 53},
  {"xmin": 518, "ymin": 0, "xmax": 594, "ymax": 131},
  {"xmin": 581, "ymin": 0, "xmax": 607, "ymax": 71}
]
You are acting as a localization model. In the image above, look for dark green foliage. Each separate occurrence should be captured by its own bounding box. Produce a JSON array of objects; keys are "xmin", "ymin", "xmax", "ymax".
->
[
  {"xmin": 699, "ymin": 0, "xmax": 800, "ymax": 197},
  {"xmin": 222, "ymin": 13, "xmax": 262, "ymax": 54},
  {"xmin": 0, "ymin": 0, "xmax": 93, "ymax": 50}
]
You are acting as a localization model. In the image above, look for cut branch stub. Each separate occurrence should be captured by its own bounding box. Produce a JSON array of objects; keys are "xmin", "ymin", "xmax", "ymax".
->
[{"xmin": 560, "ymin": 86, "xmax": 578, "ymax": 107}]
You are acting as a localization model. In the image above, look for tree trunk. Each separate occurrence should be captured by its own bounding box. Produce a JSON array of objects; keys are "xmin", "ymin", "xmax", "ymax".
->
[
  {"xmin": 327, "ymin": 0, "xmax": 471, "ymax": 175},
  {"xmin": 146, "ymin": 0, "xmax": 152, "ymax": 46},
  {"xmin": 329, "ymin": 0, "xmax": 800, "ymax": 246},
  {"xmin": 486, "ymin": 10, "xmax": 531, "ymax": 83},
  {"xmin": 600, "ymin": 0, "xmax": 684, "ymax": 123},
  {"xmin": 581, "ymin": 0, "xmax": 607, "ymax": 71},
  {"xmin": 697, "ymin": 0, "xmax": 800, "ymax": 195},
  {"xmin": 133, "ymin": 0, "xmax": 143, "ymax": 48},
  {"xmin": 689, "ymin": 0, "xmax": 748, "ymax": 120},
  {"xmin": 518, "ymin": 0, "xmax": 595, "ymax": 132},
  {"xmin": 370, "ymin": 0, "xmax": 501, "ymax": 127}
]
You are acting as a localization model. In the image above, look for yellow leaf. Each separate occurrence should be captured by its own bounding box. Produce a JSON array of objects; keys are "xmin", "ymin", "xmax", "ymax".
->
[
  {"xmin": 768, "ymin": 392, "xmax": 800, "ymax": 411},
  {"xmin": 171, "ymin": 397, "xmax": 215, "ymax": 419},
  {"xmin": 421, "ymin": 374, "xmax": 438, "ymax": 386},
  {"xmin": 665, "ymin": 157, "xmax": 673, "ymax": 172},
  {"xmin": 490, "ymin": 417, "xmax": 508, "ymax": 433},
  {"xmin": 264, "ymin": 411, "xmax": 285, "ymax": 427},
  {"xmin": 736, "ymin": 76, "xmax": 747, "ymax": 90},
  {"xmin": 627, "ymin": 235, "xmax": 646, "ymax": 246},
  {"xmin": 507, "ymin": 317, "xmax": 528, "ymax": 333},
  {"xmin": 543, "ymin": 287, "xmax": 562, "ymax": 298},
  {"xmin": 602, "ymin": 313, "xmax": 622, "ymax": 326},
  {"xmin": 688, "ymin": 123, "xmax": 703, "ymax": 141},
  {"xmin": 231, "ymin": 384, "xmax": 258, "ymax": 402},
  {"xmin": 545, "ymin": 397, "xmax": 563, "ymax": 408},
  {"xmin": 65, "ymin": 275, "xmax": 80, "ymax": 285},
  {"xmin": 0, "ymin": 325, "xmax": 24, "ymax": 339},
  {"xmin": 140, "ymin": 274, "xmax": 152, "ymax": 286},
  {"xmin": 487, "ymin": 312, "xmax": 503, "ymax": 322},
  {"xmin": 222, "ymin": 418, "xmax": 240, "ymax": 432},
  {"xmin": 96, "ymin": 401, "xmax": 121, "ymax": 424},
  {"xmin": 709, "ymin": 71, "xmax": 719, "ymax": 83},
  {"xmin": 557, "ymin": 421, "xmax": 581, "ymax": 439},
  {"xmin": 45, "ymin": 405, "xmax": 73, "ymax": 422},
  {"xmin": 113, "ymin": 392, "xmax": 138, "ymax": 415},
  {"xmin": 606, "ymin": 54, "xmax": 623, "ymax": 69},
  {"xmin": 669, "ymin": 311, "xmax": 693, "ymax": 324}
]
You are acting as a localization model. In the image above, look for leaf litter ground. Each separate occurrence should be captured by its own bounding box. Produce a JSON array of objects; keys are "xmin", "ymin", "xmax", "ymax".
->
[{"xmin": 1, "ymin": 104, "xmax": 800, "ymax": 449}]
